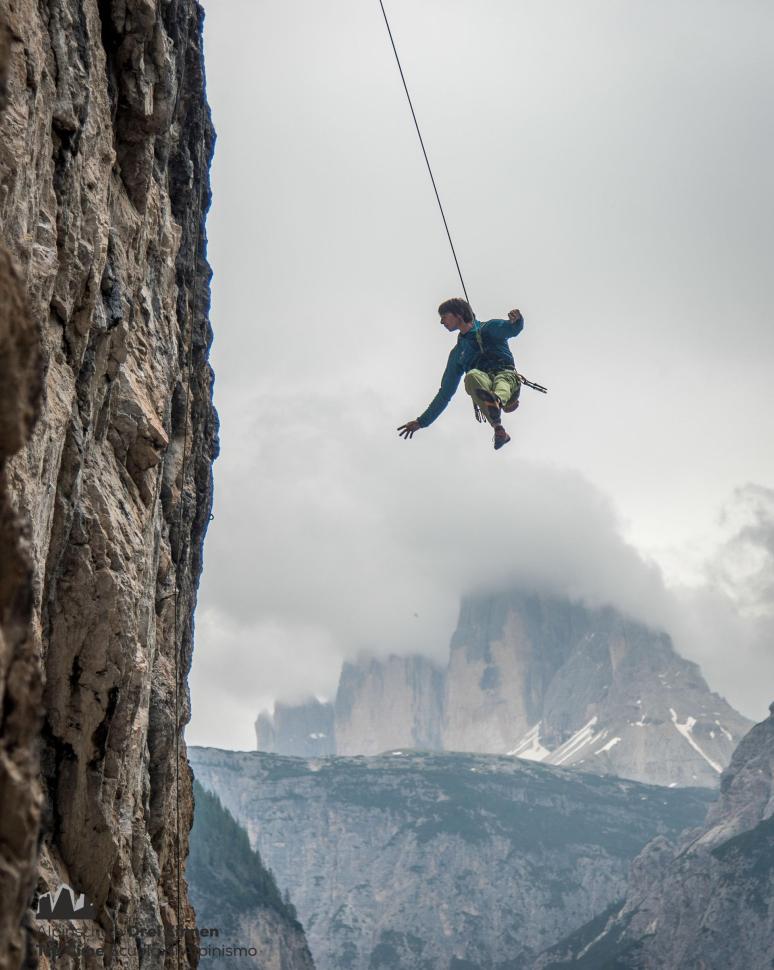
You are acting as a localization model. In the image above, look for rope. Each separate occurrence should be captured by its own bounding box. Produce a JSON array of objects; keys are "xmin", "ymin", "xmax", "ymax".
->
[
  {"xmin": 377, "ymin": 4, "xmax": 549, "ymax": 397},
  {"xmin": 377, "ymin": 0, "xmax": 470, "ymax": 304}
]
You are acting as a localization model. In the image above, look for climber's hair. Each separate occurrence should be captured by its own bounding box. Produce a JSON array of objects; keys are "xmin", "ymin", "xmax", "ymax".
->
[{"xmin": 438, "ymin": 298, "xmax": 474, "ymax": 323}]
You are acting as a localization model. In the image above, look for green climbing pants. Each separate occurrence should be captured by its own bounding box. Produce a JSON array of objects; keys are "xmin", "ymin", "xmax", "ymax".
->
[{"xmin": 464, "ymin": 369, "xmax": 520, "ymax": 427}]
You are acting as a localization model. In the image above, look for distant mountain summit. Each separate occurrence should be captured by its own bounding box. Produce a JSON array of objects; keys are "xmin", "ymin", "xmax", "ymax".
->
[
  {"xmin": 257, "ymin": 590, "xmax": 751, "ymax": 788},
  {"xmin": 448, "ymin": 590, "xmax": 751, "ymax": 788}
]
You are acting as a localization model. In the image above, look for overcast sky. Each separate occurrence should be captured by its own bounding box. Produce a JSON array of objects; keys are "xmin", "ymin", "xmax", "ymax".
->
[{"xmin": 188, "ymin": 0, "xmax": 773, "ymax": 750}]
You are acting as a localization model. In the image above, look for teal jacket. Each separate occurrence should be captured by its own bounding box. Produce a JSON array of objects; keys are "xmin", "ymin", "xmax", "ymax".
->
[{"xmin": 417, "ymin": 315, "xmax": 524, "ymax": 427}]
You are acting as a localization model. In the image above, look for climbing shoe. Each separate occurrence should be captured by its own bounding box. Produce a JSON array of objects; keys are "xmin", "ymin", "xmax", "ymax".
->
[{"xmin": 493, "ymin": 426, "xmax": 511, "ymax": 450}]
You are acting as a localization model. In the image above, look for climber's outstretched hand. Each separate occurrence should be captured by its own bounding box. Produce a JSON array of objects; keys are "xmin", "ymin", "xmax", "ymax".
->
[{"xmin": 397, "ymin": 420, "xmax": 421, "ymax": 440}]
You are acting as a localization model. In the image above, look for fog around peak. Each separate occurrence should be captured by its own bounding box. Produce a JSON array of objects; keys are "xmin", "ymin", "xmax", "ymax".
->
[
  {"xmin": 190, "ymin": 0, "xmax": 773, "ymax": 749},
  {"xmin": 190, "ymin": 389, "xmax": 773, "ymax": 747}
]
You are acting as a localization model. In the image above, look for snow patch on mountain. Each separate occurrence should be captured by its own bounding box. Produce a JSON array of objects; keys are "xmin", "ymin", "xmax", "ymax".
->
[
  {"xmin": 508, "ymin": 723, "xmax": 551, "ymax": 762},
  {"xmin": 551, "ymin": 717, "xmax": 603, "ymax": 766},
  {"xmin": 595, "ymin": 736, "xmax": 622, "ymax": 754},
  {"xmin": 670, "ymin": 708, "xmax": 722, "ymax": 773}
]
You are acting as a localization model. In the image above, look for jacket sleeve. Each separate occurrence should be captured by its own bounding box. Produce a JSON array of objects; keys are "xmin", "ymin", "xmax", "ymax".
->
[
  {"xmin": 488, "ymin": 314, "xmax": 524, "ymax": 339},
  {"xmin": 416, "ymin": 346, "xmax": 465, "ymax": 427}
]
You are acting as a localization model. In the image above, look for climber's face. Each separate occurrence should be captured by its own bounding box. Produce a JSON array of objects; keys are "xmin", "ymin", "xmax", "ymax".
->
[{"xmin": 440, "ymin": 312, "xmax": 464, "ymax": 332}]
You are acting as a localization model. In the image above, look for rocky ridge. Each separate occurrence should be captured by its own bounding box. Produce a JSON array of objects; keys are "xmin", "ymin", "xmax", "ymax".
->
[
  {"xmin": 0, "ymin": 2, "xmax": 217, "ymax": 967},
  {"xmin": 257, "ymin": 591, "xmax": 751, "ymax": 788},
  {"xmin": 190, "ymin": 745, "xmax": 713, "ymax": 970},
  {"xmin": 535, "ymin": 702, "xmax": 774, "ymax": 969}
]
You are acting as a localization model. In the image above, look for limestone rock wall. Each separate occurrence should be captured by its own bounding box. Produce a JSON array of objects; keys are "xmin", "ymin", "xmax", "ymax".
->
[
  {"xmin": 190, "ymin": 746, "xmax": 713, "ymax": 970},
  {"xmin": 447, "ymin": 591, "xmax": 751, "ymax": 788},
  {"xmin": 0, "ymin": 22, "xmax": 46, "ymax": 965},
  {"xmin": 0, "ymin": 1, "xmax": 217, "ymax": 967},
  {"xmin": 334, "ymin": 654, "xmax": 444, "ymax": 756},
  {"xmin": 535, "ymin": 703, "xmax": 774, "ymax": 969},
  {"xmin": 188, "ymin": 779, "xmax": 316, "ymax": 970},
  {"xmin": 230, "ymin": 907, "xmax": 316, "ymax": 970}
]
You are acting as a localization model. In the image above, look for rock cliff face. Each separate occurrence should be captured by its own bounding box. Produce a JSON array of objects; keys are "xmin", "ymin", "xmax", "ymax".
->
[
  {"xmin": 257, "ymin": 657, "xmax": 445, "ymax": 759},
  {"xmin": 0, "ymin": 23, "xmax": 46, "ymax": 969},
  {"xmin": 0, "ymin": 1, "xmax": 217, "ymax": 967},
  {"xmin": 260, "ymin": 592, "xmax": 750, "ymax": 789},
  {"xmin": 446, "ymin": 591, "xmax": 750, "ymax": 787},
  {"xmin": 190, "ymin": 746, "xmax": 713, "ymax": 970},
  {"xmin": 535, "ymin": 702, "xmax": 774, "ymax": 970},
  {"xmin": 334, "ymin": 654, "xmax": 444, "ymax": 756}
]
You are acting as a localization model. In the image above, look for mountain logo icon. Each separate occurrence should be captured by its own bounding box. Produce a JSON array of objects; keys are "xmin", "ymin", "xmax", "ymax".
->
[{"xmin": 35, "ymin": 884, "xmax": 97, "ymax": 920}]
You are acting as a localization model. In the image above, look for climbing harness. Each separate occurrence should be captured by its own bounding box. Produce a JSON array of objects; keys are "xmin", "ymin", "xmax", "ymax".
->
[
  {"xmin": 472, "ymin": 372, "xmax": 545, "ymax": 423},
  {"xmin": 377, "ymin": 2, "xmax": 549, "ymax": 412},
  {"xmin": 469, "ymin": 322, "xmax": 546, "ymax": 424}
]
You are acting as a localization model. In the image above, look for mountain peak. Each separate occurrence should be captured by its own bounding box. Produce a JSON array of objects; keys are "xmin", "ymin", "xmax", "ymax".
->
[{"xmin": 258, "ymin": 589, "xmax": 752, "ymax": 788}]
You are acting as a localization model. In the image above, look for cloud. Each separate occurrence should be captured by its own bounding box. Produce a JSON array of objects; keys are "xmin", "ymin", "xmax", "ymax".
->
[
  {"xmin": 203, "ymin": 385, "xmax": 671, "ymax": 640},
  {"xmin": 191, "ymin": 384, "xmax": 772, "ymax": 746},
  {"xmin": 190, "ymin": 0, "xmax": 774, "ymax": 748},
  {"xmin": 666, "ymin": 485, "xmax": 774, "ymax": 720},
  {"xmin": 709, "ymin": 484, "xmax": 774, "ymax": 617},
  {"xmin": 188, "ymin": 608, "xmax": 342, "ymax": 749}
]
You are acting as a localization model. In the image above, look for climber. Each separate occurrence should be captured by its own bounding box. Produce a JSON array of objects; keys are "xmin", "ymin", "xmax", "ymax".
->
[{"xmin": 397, "ymin": 298, "xmax": 524, "ymax": 450}]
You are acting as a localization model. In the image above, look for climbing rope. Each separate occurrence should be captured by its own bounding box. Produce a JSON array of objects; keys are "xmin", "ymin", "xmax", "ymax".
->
[
  {"xmin": 377, "ymin": 0, "xmax": 470, "ymax": 304},
  {"xmin": 378, "ymin": 2, "xmax": 548, "ymax": 400}
]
